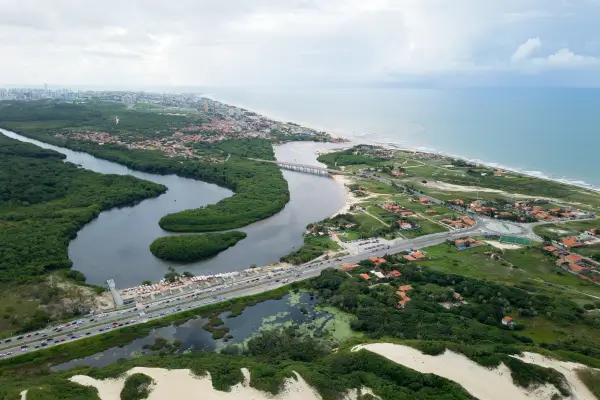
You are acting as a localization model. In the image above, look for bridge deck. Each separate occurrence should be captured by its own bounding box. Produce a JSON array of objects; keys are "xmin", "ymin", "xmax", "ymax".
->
[{"xmin": 249, "ymin": 158, "xmax": 351, "ymax": 175}]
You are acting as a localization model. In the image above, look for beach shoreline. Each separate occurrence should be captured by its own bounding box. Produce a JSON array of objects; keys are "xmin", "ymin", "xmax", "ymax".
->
[{"xmin": 207, "ymin": 95, "xmax": 600, "ymax": 194}]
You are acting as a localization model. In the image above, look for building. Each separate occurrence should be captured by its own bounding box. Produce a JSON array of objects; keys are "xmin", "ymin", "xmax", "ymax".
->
[
  {"xmin": 368, "ymin": 257, "xmax": 387, "ymax": 266},
  {"xmin": 341, "ymin": 263, "xmax": 359, "ymax": 272},
  {"xmin": 455, "ymin": 237, "xmax": 483, "ymax": 250},
  {"xmin": 501, "ymin": 316, "xmax": 515, "ymax": 327},
  {"xmin": 386, "ymin": 270, "xmax": 402, "ymax": 278},
  {"xmin": 359, "ymin": 273, "xmax": 371, "ymax": 281},
  {"xmin": 561, "ymin": 237, "xmax": 583, "ymax": 249}
]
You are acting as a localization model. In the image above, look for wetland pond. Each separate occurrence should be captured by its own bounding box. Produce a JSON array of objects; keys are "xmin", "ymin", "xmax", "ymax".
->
[{"xmin": 52, "ymin": 292, "xmax": 354, "ymax": 371}]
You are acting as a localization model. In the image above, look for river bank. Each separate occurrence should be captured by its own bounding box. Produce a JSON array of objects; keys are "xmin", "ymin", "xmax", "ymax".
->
[{"xmin": 0, "ymin": 129, "xmax": 346, "ymax": 287}]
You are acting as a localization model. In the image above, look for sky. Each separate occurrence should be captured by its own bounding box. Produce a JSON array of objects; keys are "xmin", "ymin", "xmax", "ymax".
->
[{"xmin": 1, "ymin": 0, "xmax": 600, "ymax": 87}]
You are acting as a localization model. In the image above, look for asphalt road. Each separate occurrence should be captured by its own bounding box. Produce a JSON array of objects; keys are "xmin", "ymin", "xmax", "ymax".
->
[
  {"xmin": 0, "ymin": 224, "xmax": 483, "ymax": 359},
  {"xmin": 0, "ymin": 179, "xmax": 549, "ymax": 360}
]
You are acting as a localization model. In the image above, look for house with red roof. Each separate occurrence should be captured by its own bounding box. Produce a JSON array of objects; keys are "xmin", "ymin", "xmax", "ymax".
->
[
  {"xmin": 386, "ymin": 270, "xmax": 401, "ymax": 278},
  {"xmin": 561, "ymin": 237, "xmax": 583, "ymax": 249},
  {"xmin": 501, "ymin": 316, "xmax": 515, "ymax": 327}
]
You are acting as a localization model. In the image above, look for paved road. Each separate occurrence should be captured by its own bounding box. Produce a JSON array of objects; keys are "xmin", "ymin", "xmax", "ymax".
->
[
  {"xmin": 0, "ymin": 223, "xmax": 483, "ymax": 359},
  {"xmin": 1, "ymin": 169, "xmax": 553, "ymax": 359}
]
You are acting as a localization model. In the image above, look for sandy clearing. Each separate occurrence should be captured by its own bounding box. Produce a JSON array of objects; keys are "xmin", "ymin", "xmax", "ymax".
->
[
  {"xmin": 352, "ymin": 343, "xmax": 561, "ymax": 400},
  {"xmin": 424, "ymin": 180, "xmax": 533, "ymax": 197},
  {"xmin": 20, "ymin": 390, "xmax": 27, "ymax": 400},
  {"xmin": 332, "ymin": 175, "xmax": 384, "ymax": 216},
  {"xmin": 485, "ymin": 240, "xmax": 523, "ymax": 250},
  {"xmin": 514, "ymin": 352, "xmax": 598, "ymax": 400},
  {"xmin": 68, "ymin": 367, "xmax": 373, "ymax": 400}
]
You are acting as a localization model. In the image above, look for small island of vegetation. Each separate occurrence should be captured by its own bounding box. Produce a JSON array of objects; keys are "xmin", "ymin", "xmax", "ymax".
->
[{"xmin": 149, "ymin": 231, "xmax": 247, "ymax": 262}]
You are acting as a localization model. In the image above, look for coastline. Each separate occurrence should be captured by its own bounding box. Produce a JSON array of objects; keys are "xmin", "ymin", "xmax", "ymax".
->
[{"xmin": 208, "ymin": 95, "xmax": 600, "ymax": 193}]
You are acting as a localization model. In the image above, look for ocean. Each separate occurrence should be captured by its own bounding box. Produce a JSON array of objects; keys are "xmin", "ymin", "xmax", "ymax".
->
[{"xmin": 204, "ymin": 87, "xmax": 600, "ymax": 189}]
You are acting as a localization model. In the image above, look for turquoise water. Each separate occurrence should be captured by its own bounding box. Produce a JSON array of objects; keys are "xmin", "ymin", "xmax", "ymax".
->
[{"xmin": 206, "ymin": 87, "xmax": 600, "ymax": 189}]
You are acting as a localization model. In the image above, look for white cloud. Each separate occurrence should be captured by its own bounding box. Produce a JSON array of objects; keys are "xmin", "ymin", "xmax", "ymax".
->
[
  {"xmin": 535, "ymin": 48, "xmax": 600, "ymax": 67},
  {"xmin": 0, "ymin": 0, "xmax": 598, "ymax": 86},
  {"xmin": 511, "ymin": 38, "xmax": 542, "ymax": 62}
]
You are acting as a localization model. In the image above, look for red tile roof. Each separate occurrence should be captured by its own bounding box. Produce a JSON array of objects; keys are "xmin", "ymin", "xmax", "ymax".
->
[
  {"xmin": 565, "ymin": 254, "xmax": 583, "ymax": 263},
  {"xmin": 561, "ymin": 237, "xmax": 582, "ymax": 248},
  {"xmin": 359, "ymin": 274, "xmax": 371, "ymax": 280}
]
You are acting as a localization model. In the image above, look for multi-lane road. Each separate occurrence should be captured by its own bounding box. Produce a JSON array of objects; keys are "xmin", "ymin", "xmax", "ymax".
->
[{"xmin": 0, "ymin": 224, "xmax": 484, "ymax": 359}]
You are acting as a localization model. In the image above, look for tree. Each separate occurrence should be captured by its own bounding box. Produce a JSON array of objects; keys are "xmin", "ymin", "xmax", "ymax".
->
[
  {"xmin": 182, "ymin": 271, "xmax": 194, "ymax": 278},
  {"xmin": 142, "ymin": 280, "xmax": 152, "ymax": 286}
]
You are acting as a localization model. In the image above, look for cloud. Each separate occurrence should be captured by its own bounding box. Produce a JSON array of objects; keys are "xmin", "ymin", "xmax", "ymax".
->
[
  {"xmin": 0, "ymin": 0, "xmax": 599, "ymax": 86},
  {"xmin": 535, "ymin": 48, "xmax": 600, "ymax": 67},
  {"xmin": 511, "ymin": 38, "xmax": 542, "ymax": 62}
]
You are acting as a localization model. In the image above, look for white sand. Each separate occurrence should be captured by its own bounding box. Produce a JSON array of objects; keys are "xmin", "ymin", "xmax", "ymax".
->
[
  {"xmin": 332, "ymin": 175, "xmax": 369, "ymax": 216},
  {"xmin": 353, "ymin": 343, "xmax": 561, "ymax": 400},
  {"xmin": 485, "ymin": 240, "xmax": 523, "ymax": 250},
  {"xmin": 514, "ymin": 352, "xmax": 598, "ymax": 400},
  {"xmin": 68, "ymin": 367, "xmax": 372, "ymax": 400}
]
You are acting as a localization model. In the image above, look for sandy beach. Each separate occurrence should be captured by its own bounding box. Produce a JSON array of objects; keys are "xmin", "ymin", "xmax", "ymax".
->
[
  {"xmin": 64, "ymin": 367, "xmax": 377, "ymax": 400},
  {"xmin": 352, "ymin": 343, "xmax": 594, "ymax": 400},
  {"xmin": 331, "ymin": 174, "xmax": 356, "ymax": 215}
]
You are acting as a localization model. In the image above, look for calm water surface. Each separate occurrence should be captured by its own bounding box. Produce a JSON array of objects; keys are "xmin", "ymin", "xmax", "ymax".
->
[
  {"xmin": 1, "ymin": 129, "xmax": 346, "ymax": 287},
  {"xmin": 207, "ymin": 87, "xmax": 600, "ymax": 188},
  {"xmin": 52, "ymin": 293, "xmax": 328, "ymax": 371}
]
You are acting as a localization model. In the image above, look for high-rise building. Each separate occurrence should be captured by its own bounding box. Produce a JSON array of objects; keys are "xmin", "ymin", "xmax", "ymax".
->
[{"xmin": 204, "ymin": 102, "xmax": 209, "ymax": 113}]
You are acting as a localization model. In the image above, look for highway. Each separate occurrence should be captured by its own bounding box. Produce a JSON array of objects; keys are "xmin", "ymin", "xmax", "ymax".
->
[
  {"xmin": 0, "ymin": 223, "xmax": 483, "ymax": 359},
  {"xmin": 0, "ymin": 168, "xmax": 551, "ymax": 359}
]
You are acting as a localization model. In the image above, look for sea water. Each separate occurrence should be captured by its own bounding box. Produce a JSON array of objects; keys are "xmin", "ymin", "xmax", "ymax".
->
[{"xmin": 206, "ymin": 87, "xmax": 600, "ymax": 189}]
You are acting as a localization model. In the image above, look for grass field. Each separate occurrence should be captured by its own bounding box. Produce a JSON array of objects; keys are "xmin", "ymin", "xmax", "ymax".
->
[
  {"xmin": 418, "ymin": 244, "xmax": 600, "ymax": 300},
  {"xmin": 534, "ymin": 220, "xmax": 600, "ymax": 240},
  {"xmin": 399, "ymin": 218, "xmax": 448, "ymax": 239},
  {"xmin": 575, "ymin": 244, "xmax": 600, "ymax": 259},
  {"xmin": 352, "ymin": 212, "xmax": 387, "ymax": 234}
]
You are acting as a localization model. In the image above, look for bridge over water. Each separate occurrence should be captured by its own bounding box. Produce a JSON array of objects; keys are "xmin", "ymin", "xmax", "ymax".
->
[{"xmin": 249, "ymin": 158, "xmax": 351, "ymax": 176}]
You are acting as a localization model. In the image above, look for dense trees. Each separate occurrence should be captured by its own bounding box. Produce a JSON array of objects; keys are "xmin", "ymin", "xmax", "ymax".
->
[
  {"xmin": 120, "ymin": 373, "xmax": 153, "ymax": 400},
  {"xmin": 317, "ymin": 149, "xmax": 384, "ymax": 167},
  {"xmin": 0, "ymin": 134, "xmax": 166, "ymax": 284},
  {"xmin": 280, "ymin": 236, "xmax": 339, "ymax": 265},
  {"xmin": 149, "ymin": 231, "xmax": 247, "ymax": 262},
  {"xmin": 0, "ymin": 101, "xmax": 291, "ymax": 233}
]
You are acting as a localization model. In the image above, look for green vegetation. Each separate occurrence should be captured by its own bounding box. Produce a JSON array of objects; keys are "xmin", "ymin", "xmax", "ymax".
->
[
  {"xmin": 319, "ymin": 146, "xmax": 600, "ymax": 211},
  {"xmin": 576, "ymin": 367, "xmax": 600, "ymax": 398},
  {"xmin": 308, "ymin": 264, "xmax": 600, "ymax": 394},
  {"xmin": 2, "ymin": 328, "xmax": 475, "ymax": 400},
  {"xmin": 280, "ymin": 235, "xmax": 340, "ymax": 265},
  {"xmin": 120, "ymin": 373, "xmax": 153, "ymax": 400},
  {"xmin": 149, "ymin": 231, "xmax": 247, "ymax": 262},
  {"xmin": 317, "ymin": 148, "xmax": 385, "ymax": 167},
  {"xmin": 0, "ymin": 101, "xmax": 291, "ymax": 233},
  {"xmin": 418, "ymin": 242, "xmax": 600, "ymax": 300},
  {"xmin": 534, "ymin": 220, "xmax": 600, "ymax": 241},
  {"xmin": 0, "ymin": 134, "xmax": 166, "ymax": 334},
  {"xmin": 25, "ymin": 379, "xmax": 100, "ymax": 400}
]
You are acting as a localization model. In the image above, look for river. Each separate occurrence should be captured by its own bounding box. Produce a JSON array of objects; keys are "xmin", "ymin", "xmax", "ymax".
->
[{"xmin": 1, "ymin": 129, "xmax": 346, "ymax": 288}]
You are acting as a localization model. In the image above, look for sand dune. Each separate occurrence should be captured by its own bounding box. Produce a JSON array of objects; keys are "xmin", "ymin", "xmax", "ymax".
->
[
  {"xmin": 65, "ymin": 366, "xmax": 377, "ymax": 400},
  {"xmin": 352, "ymin": 343, "xmax": 594, "ymax": 400}
]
